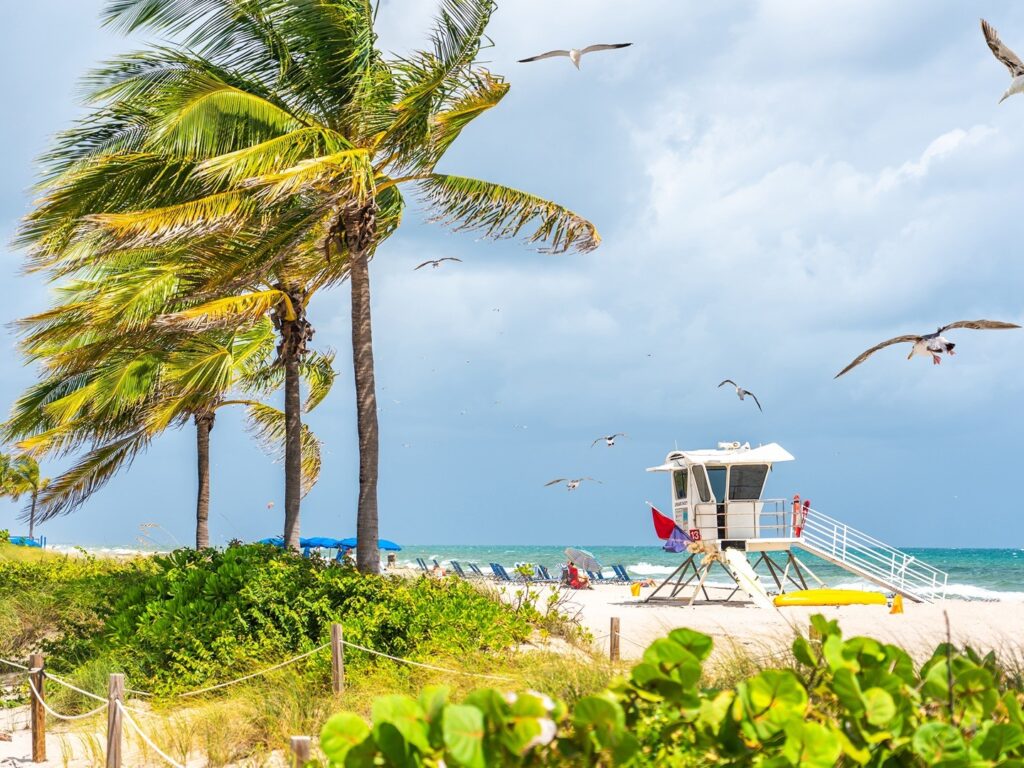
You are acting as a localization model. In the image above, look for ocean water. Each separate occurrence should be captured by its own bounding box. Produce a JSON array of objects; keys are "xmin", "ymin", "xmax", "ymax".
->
[{"xmin": 394, "ymin": 545, "xmax": 1024, "ymax": 602}]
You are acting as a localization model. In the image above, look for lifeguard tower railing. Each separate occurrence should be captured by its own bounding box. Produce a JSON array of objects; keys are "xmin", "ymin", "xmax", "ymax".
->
[{"xmin": 689, "ymin": 500, "xmax": 949, "ymax": 603}]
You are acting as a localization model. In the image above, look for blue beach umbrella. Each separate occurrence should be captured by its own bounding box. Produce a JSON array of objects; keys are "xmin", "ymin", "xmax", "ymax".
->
[
  {"xmin": 256, "ymin": 537, "xmax": 284, "ymax": 547},
  {"xmin": 304, "ymin": 536, "xmax": 344, "ymax": 549},
  {"xmin": 338, "ymin": 537, "xmax": 401, "ymax": 551}
]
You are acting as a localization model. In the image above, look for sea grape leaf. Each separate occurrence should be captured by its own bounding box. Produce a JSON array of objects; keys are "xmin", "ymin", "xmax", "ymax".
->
[
  {"xmin": 954, "ymin": 667, "xmax": 998, "ymax": 722},
  {"xmin": 783, "ymin": 721, "xmax": 842, "ymax": 768},
  {"xmin": 667, "ymin": 627, "xmax": 714, "ymax": 661},
  {"xmin": 320, "ymin": 713, "xmax": 372, "ymax": 765},
  {"xmin": 863, "ymin": 687, "xmax": 897, "ymax": 727},
  {"xmin": 442, "ymin": 705, "xmax": 486, "ymax": 768},
  {"xmin": 372, "ymin": 695, "xmax": 430, "ymax": 752},
  {"xmin": 912, "ymin": 722, "xmax": 967, "ymax": 764},
  {"xmin": 572, "ymin": 695, "xmax": 626, "ymax": 748},
  {"xmin": 978, "ymin": 723, "xmax": 1024, "ymax": 760}
]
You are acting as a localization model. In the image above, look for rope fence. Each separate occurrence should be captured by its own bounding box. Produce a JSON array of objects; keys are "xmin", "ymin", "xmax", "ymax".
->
[
  {"xmin": 27, "ymin": 677, "xmax": 108, "ymax": 722},
  {"xmin": 117, "ymin": 701, "xmax": 187, "ymax": 768},
  {"xmin": 339, "ymin": 639, "xmax": 517, "ymax": 683},
  {"xmin": 0, "ymin": 657, "xmax": 30, "ymax": 671},
  {"xmin": 44, "ymin": 671, "xmax": 109, "ymax": 703}
]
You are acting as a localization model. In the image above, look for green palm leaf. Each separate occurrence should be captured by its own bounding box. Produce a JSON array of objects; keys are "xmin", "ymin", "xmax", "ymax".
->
[
  {"xmin": 158, "ymin": 290, "xmax": 292, "ymax": 330},
  {"xmin": 245, "ymin": 403, "xmax": 322, "ymax": 495},
  {"xmin": 419, "ymin": 174, "xmax": 600, "ymax": 254}
]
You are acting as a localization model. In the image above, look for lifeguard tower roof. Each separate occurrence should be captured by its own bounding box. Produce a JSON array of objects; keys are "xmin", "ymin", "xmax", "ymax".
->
[{"xmin": 646, "ymin": 441, "xmax": 794, "ymax": 472}]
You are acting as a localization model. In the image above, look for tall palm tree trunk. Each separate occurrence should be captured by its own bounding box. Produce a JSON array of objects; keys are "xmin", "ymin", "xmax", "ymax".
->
[
  {"xmin": 344, "ymin": 204, "xmax": 380, "ymax": 575},
  {"xmin": 29, "ymin": 491, "xmax": 37, "ymax": 540},
  {"xmin": 275, "ymin": 287, "xmax": 312, "ymax": 552},
  {"xmin": 195, "ymin": 413, "xmax": 215, "ymax": 549},
  {"xmin": 283, "ymin": 353, "xmax": 303, "ymax": 550}
]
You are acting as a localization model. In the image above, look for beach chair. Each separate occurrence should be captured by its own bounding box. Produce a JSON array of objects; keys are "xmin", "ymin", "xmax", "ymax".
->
[
  {"xmin": 415, "ymin": 557, "xmax": 430, "ymax": 573},
  {"xmin": 489, "ymin": 563, "xmax": 514, "ymax": 582},
  {"xmin": 611, "ymin": 565, "xmax": 634, "ymax": 583},
  {"xmin": 467, "ymin": 562, "xmax": 485, "ymax": 578},
  {"xmin": 449, "ymin": 561, "xmax": 469, "ymax": 578},
  {"xmin": 587, "ymin": 570, "xmax": 608, "ymax": 583},
  {"xmin": 533, "ymin": 565, "xmax": 558, "ymax": 583}
]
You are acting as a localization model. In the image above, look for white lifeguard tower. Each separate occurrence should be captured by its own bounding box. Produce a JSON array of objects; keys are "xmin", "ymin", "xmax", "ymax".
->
[{"xmin": 646, "ymin": 441, "xmax": 949, "ymax": 605}]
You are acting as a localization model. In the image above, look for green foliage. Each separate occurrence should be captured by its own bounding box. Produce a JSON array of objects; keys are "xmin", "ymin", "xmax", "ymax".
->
[
  {"xmin": 315, "ymin": 615, "xmax": 1024, "ymax": 767},
  {"xmin": 45, "ymin": 545, "xmax": 534, "ymax": 694}
]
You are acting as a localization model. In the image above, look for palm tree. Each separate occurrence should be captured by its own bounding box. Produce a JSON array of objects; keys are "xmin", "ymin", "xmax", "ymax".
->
[
  {"xmin": 5, "ymin": 293, "xmax": 332, "ymax": 547},
  {"xmin": 23, "ymin": 0, "xmax": 599, "ymax": 572},
  {"xmin": 3, "ymin": 456, "xmax": 50, "ymax": 540}
]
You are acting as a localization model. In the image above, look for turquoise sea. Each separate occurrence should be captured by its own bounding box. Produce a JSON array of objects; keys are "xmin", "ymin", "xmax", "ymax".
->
[{"xmin": 393, "ymin": 545, "xmax": 1024, "ymax": 602}]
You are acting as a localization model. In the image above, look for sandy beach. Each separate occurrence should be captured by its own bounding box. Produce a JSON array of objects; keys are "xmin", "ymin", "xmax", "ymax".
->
[{"xmin": 502, "ymin": 583, "xmax": 1024, "ymax": 663}]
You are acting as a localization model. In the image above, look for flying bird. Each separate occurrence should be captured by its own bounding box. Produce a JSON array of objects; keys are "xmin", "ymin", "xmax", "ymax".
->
[
  {"xmin": 718, "ymin": 380, "xmax": 762, "ymax": 412},
  {"xmin": 518, "ymin": 43, "xmax": 632, "ymax": 69},
  {"xmin": 834, "ymin": 320, "xmax": 1021, "ymax": 378},
  {"xmin": 591, "ymin": 433, "xmax": 626, "ymax": 448},
  {"xmin": 414, "ymin": 257, "xmax": 463, "ymax": 270},
  {"xmin": 545, "ymin": 477, "xmax": 602, "ymax": 491},
  {"xmin": 981, "ymin": 19, "xmax": 1024, "ymax": 103}
]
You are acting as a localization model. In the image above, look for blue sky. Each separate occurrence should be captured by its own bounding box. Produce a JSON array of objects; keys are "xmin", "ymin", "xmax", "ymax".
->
[{"xmin": 3, "ymin": 0, "xmax": 1024, "ymax": 549}]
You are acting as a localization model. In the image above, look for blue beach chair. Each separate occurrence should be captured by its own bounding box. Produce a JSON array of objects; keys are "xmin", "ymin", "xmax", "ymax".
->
[
  {"xmin": 449, "ymin": 561, "xmax": 469, "ymax": 578},
  {"xmin": 532, "ymin": 565, "xmax": 558, "ymax": 583},
  {"xmin": 611, "ymin": 565, "xmax": 633, "ymax": 583},
  {"xmin": 415, "ymin": 557, "xmax": 430, "ymax": 573},
  {"xmin": 587, "ymin": 570, "xmax": 608, "ymax": 583},
  {"xmin": 489, "ymin": 563, "xmax": 514, "ymax": 582},
  {"xmin": 468, "ymin": 562, "xmax": 486, "ymax": 578}
]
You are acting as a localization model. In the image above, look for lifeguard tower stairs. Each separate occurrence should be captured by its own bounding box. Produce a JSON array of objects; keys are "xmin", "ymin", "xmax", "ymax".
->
[{"xmin": 646, "ymin": 443, "xmax": 949, "ymax": 607}]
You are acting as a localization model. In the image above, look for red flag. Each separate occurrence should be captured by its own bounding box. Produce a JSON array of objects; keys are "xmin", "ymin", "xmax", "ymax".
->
[{"xmin": 651, "ymin": 506, "xmax": 676, "ymax": 540}]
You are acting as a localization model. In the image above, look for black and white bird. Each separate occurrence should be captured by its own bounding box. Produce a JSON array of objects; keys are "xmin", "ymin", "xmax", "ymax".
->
[
  {"xmin": 518, "ymin": 43, "xmax": 632, "ymax": 69},
  {"xmin": 414, "ymin": 257, "xmax": 463, "ymax": 270},
  {"xmin": 982, "ymin": 19, "xmax": 1024, "ymax": 103},
  {"xmin": 834, "ymin": 319, "xmax": 1021, "ymax": 378},
  {"xmin": 545, "ymin": 477, "xmax": 601, "ymax": 491},
  {"xmin": 718, "ymin": 380, "xmax": 762, "ymax": 412},
  {"xmin": 591, "ymin": 433, "xmax": 626, "ymax": 448}
]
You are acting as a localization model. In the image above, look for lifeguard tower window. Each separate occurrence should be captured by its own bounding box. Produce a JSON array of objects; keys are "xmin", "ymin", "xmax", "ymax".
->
[
  {"xmin": 673, "ymin": 470, "xmax": 688, "ymax": 500},
  {"xmin": 729, "ymin": 464, "xmax": 769, "ymax": 500},
  {"xmin": 706, "ymin": 467, "xmax": 727, "ymax": 501},
  {"xmin": 692, "ymin": 467, "xmax": 711, "ymax": 502}
]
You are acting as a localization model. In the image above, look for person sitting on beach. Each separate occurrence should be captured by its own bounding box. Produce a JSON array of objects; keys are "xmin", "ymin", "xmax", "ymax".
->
[
  {"xmin": 567, "ymin": 561, "xmax": 592, "ymax": 590},
  {"xmin": 431, "ymin": 563, "xmax": 446, "ymax": 579}
]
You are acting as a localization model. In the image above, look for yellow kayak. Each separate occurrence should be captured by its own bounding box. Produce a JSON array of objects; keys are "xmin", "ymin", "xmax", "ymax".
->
[{"xmin": 774, "ymin": 589, "xmax": 887, "ymax": 607}]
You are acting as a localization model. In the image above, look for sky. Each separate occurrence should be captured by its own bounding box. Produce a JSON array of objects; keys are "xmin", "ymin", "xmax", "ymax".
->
[{"xmin": 3, "ymin": 0, "xmax": 1024, "ymax": 549}]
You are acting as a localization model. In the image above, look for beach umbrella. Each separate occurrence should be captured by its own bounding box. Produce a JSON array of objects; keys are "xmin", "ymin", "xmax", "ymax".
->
[
  {"xmin": 304, "ymin": 536, "xmax": 344, "ymax": 549},
  {"xmin": 565, "ymin": 547, "xmax": 601, "ymax": 572},
  {"xmin": 338, "ymin": 537, "xmax": 401, "ymax": 551},
  {"xmin": 257, "ymin": 537, "xmax": 284, "ymax": 547}
]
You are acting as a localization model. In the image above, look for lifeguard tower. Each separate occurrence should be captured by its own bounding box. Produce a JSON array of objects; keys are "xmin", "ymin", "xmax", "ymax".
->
[{"xmin": 645, "ymin": 441, "xmax": 949, "ymax": 606}]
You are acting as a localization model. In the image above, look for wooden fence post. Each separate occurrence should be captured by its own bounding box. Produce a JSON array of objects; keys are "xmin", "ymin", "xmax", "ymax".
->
[
  {"xmin": 290, "ymin": 735, "xmax": 311, "ymax": 767},
  {"xmin": 609, "ymin": 617, "xmax": 621, "ymax": 662},
  {"xmin": 331, "ymin": 623, "xmax": 344, "ymax": 695},
  {"xmin": 106, "ymin": 673, "xmax": 124, "ymax": 768},
  {"xmin": 29, "ymin": 653, "xmax": 45, "ymax": 763}
]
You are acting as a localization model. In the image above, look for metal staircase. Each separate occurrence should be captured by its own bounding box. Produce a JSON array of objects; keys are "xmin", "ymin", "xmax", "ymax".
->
[{"xmin": 796, "ymin": 508, "xmax": 948, "ymax": 603}]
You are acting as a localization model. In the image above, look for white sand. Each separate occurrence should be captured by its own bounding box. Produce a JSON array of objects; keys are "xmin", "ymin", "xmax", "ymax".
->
[{"xmin": 506, "ymin": 582, "xmax": 1024, "ymax": 662}]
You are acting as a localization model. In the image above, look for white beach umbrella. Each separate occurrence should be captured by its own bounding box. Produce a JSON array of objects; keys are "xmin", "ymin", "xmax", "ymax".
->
[{"xmin": 565, "ymin": 547, "xmax": 602, "ymax": 573}]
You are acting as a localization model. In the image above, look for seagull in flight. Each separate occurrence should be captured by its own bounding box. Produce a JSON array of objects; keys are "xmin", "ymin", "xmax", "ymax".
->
[
  {"xmin": 718, "ymin": 380, "xmax": 762, "ymax": 412},
  {"xmin": 591, "ymin": 433, "xmax": 626, "ymax": 448},
  {"xmin": 981, "ymin": 19, "xmax": 1024, "ymax": 103},
  {"xmin": 545, "ymin": 477, "xmax": 602, "ymax": 491},
  {"xmin": 414, "ymin": 257, "xmax": 463, "ymax": 270},
  {"xmin": 519, "ymin": 43, "xmax": 632, "ymax": 69},
  {"xmin": 834, "ymin": 319, "xmax": 1021, "ymax": 378}
]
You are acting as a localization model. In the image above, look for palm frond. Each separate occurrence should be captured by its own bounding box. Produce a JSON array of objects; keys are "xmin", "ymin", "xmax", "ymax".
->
[
  {"xmin": 419, "ymin": 174, "xmax": 600, "ymax": 254},
  {"xmin": 158, "ymin": 290, "xmax": 291, "ymax": 331},
  {"xmin": 31, "ymin": 431, "xmax": 151, "ymax": 521},
  {"xmin": 245, "ymin": 403, "xmax": 322, "ymax": 496},
  {"xmin": 195, "ymin": 126, "xmax": 352, "ymax": 184},
  {"xmin": 245, "ymin": 149, "xmax": 375, "ymax": 204},
  {"xmin": 300, "ymin": 351, "xmax": 336, "ymax": 412},
  {"xmin": 146, "ymin": 75, "xmax": 304, "ymax": 158},
  {"xmin": 85, "ymin": 189, "xmax": 255, "ymax": 245}
]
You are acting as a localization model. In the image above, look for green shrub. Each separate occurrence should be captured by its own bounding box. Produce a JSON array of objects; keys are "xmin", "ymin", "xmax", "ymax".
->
[
  {"xmin": 315, "ymin": 614, "xmax": 1024, "ymax": 767},
  {"xmin": 45, "ymin": 545, "xmax": 535, "ymax": 694}
]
